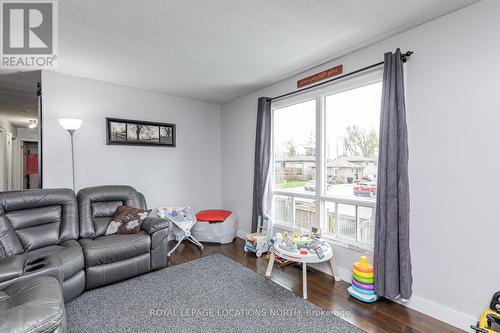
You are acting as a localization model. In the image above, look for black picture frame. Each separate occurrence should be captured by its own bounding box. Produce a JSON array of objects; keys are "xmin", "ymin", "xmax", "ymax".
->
[{"xmin": 106, "ymin": 117, "xmax": 176, "ymax": 147}]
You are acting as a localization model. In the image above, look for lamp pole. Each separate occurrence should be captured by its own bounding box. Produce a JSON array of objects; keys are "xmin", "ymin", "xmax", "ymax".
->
[
  {"xmin": 58, "ymin": 119, "xmax": 82, "ymax": 192},
  {"xmin": 68, "ymin": 129, "xmax": 76, "ymax": 191}
]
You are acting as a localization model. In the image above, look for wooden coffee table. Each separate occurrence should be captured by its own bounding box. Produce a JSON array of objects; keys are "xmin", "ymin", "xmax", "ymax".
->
[{"xmin": 265, "ymin": 241, "xmax": 340, "ymax": 299}]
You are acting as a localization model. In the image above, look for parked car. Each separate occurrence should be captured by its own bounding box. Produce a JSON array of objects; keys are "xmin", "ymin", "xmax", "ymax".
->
[
  {"xmin": 354, "ymin": 176, "xmax": 376, "ymax": 183},
  {"xmin": 304, "ymin": 181, "xmax": 331, "ymax": 191},
  {"xmin": 353, "ymin": 182, "xmax": 377, "ymax": 197},
  {"xmin": 304, "ymin": 181, "xmax": 315, "ymax": 191}
]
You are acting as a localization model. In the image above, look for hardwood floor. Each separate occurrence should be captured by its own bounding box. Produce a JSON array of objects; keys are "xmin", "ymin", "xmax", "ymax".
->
[{"xmin": 167, "ymin": 238, "xmax": 465, "ymax": 333}]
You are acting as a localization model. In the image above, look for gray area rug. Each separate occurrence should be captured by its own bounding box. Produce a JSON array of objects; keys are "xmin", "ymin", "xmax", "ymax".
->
[{"xmin": 66, "ymin": 254, "xmax": 364, "ymax": 333}]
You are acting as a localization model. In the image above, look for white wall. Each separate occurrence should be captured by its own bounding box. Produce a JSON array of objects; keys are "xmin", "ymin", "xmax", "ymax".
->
[
  {"xmin": 0, "ymin": 114, "xmax": 16, "ymax": 135},
  {"xmin": 42, "ymin": 71, "xmax": 222, "ymax": 211},
  {"xmin": 221, "ymin": 0, "xmax": 500, "ymax": 330}
]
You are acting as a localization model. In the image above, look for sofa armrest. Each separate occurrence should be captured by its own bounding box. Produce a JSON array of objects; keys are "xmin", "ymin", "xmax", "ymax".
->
[
  {"xmin": 0, "ymin": 276, "xmax": 66, "ymax": 333},
  {"xmin": 142, "ymin": 216, "xmax": 169, "ymax": 235},
  {"xmin": 0, "ymin": 256, "xmax": 24, "ymax": 285},
  {"xmin": 0, "ymin": 255, "xmax": 64, "ymax": 291}
]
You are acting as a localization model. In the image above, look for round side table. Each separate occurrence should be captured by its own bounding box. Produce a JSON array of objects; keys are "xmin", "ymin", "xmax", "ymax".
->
[{"xmin": 265, "ymin": 241, "xmax": 340, "ymax": 299}]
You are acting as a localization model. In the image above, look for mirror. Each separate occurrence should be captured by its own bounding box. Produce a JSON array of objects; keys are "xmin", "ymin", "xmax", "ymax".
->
[{"xmin": 0, "ymin": 70, "xmax": 42, "ymax": 191}]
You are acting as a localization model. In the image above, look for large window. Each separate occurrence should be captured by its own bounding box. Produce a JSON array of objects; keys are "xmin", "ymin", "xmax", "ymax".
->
[{"xmin": 271, "ymin": 73, "xmax": 382, "ymax": 249}]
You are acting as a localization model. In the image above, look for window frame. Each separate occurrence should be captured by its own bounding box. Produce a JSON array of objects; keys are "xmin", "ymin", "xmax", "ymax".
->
[{"xmin": 270, "ymin": 68, "xmax": 383, "ymax": 252}]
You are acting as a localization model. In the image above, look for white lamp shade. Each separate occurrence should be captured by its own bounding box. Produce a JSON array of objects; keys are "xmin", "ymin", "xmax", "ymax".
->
[{"xmin": 58, "ymin": 118, "xmax": 82, "ymax": 131}]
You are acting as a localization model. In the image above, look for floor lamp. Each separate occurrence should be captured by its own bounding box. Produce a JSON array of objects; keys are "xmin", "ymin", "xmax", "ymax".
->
[{"xmin": 58, "ymin": 119, "xmax": 83, "ymax": 191}]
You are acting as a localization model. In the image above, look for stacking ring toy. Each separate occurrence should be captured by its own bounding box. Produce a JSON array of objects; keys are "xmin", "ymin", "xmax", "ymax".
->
[
  {"xmin": 348, "ymin": 256, "xmax": 379, "ymax": 303},
  {"xmin": 353, "ymin": 274, "xmax": 374, "ymax": 284},
  {"xmin": 352, "ymin": 284, "xmax": 377, "ymax": 295},
  {"xmin": 353, "ymin": 268, "xmax": 374, "ymax": 279},
  {"xmin": 352, "ymin": 279, "xmax": 374, "ymax": 291},
  {"xmin": 353, "ymin": 256, "xmax": 374, "ymax": 273}
]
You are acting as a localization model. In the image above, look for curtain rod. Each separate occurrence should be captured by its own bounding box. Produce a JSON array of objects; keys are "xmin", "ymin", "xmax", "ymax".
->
[{"xmin": 271, "ymin": 50, "xmax": 413, "ymax": 101}]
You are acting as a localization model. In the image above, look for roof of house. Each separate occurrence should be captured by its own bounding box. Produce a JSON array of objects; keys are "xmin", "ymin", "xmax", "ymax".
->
[
  {"xmin": 338, "ymin": 155, "xmax": 376, "ymax": 163},
  {"xmin": 275, "ymin": 155, "xmax": 315, "ymax": 162},
  {"xmin": 326, "ymin": 160, "xmax": 362, "ymax": 168},
  {"xmin": 277, "ymin": 155, "xmax": 371, "ymax": 168}
]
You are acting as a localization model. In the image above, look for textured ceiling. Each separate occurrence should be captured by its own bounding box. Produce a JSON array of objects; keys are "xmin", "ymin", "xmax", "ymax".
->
[
  {"xmin": 3, "ymin": 0, "xmax": 480, "ymax": 103},
  {"xmin": 0, "ymin": 71, "xmax": 40, "ymax": 128}
]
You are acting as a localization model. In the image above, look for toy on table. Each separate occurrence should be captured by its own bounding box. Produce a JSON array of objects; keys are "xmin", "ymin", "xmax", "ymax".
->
[
  {"xmin": 278, "ymin": 231, "xmax": 327, "ymax": 259},
  {"xmin": 311, "ymin": 227, "xmax": 321, "ymax": 237},
  {"xmin": 244, "ymin": 215, "xmax": 272, "ymax": 257},
  {"xmin": 472, "ymin": 292, "xmax": 500, "ymax": 333},
  {"xmin": 347, "ymin": 256, "xmax": 379, "ymax": 303}
]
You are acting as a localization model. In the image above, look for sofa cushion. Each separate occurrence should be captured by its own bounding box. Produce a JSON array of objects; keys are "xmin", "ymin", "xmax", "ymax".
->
[
  {"xmin": 91, "ymin": 201, "xmax": 122, "ymax": 236},
  {"xmin": 0, "ymin": 189, "xmax": 78, "ymax": 254},
  {"xmin": 105, "ymin": 206, "xmax": 151, "ymax": 235},
  {"xmin": 77, "ymin": 185, "xmax": 143, "ymax": 238},
  {"xmin": 0, "ymin": 215, "xmax": 24, "ymax": 256},
  {"xmin": 0, "ymin": 276, "xmax": 66, "ymax": 333},
  {"xmin": 79, "ymin": 232, "xmax": 151, "ymax": 266},
  {"xmin": 0, "ymin": 256, "xmax": 24, "ymax": 284},
  {"xmin": 0, "ymin": 291, "xmax": 9, "ymax": 312},
  {"xmin": 25, "ymin": 240, "xmax": 84, "ymax": 280}
]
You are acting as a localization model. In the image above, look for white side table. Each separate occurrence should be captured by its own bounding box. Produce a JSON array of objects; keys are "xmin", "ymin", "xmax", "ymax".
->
[
  {"xmin": 265, "ymin": 241, "xmax": 340, "ymax": 299},
  {"xmin": 162, "ymin": 208, "xmax": 204, "ymax": 257}
]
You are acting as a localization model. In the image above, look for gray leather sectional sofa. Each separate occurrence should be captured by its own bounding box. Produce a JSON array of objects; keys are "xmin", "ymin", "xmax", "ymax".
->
[{"xmin": 0, "ymin": 185, "xmax": 170, "ymax": 333}]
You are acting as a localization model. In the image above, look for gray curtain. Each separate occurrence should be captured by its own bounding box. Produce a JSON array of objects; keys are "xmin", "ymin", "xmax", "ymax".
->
[
  {"xmin": 251, "ymin": 97, "xmax": 272, "ymax": 232},
  {"xmin": 374, "ymin": 49, "xmax": 412, "ymax": 300}
]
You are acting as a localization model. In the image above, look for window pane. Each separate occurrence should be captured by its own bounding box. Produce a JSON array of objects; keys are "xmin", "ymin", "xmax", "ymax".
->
[
  {"xmin": 325, "ymin": 202, "xmax": 336, "ymax": 236},
  {"xmin": 325, "ymin": 82, "xmax": 381, "ymax": 200},
  {"xmin": 337, "ymin": 203, "xmax": 356, "ymax": 241},
  {"xmin": 273, "ymin": 195, "xmax": 292, "ymax": 225},
  {"xmin": 358, "ymin": 206, "xmax": 375, "ymax": 246},
  {"xmin": 325, "ymin": 201, "xmax": 375, "ymax": 246},
  {"xmin": 295, "ymin": 198, "xmax": 317, "ymax": 230},
  {"xmin": 273, "ymin": 100, "xmax": 316, "ymax": 193}
]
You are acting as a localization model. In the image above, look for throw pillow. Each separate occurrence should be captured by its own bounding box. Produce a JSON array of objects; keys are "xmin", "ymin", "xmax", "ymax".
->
[{"xmin": 105, "ymin": 206, "xmax": 152, "ymax": 235}]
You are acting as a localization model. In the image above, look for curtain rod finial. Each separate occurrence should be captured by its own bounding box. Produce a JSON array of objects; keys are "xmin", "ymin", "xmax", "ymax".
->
[{"xmin": 401, "ymin": 51, "xmax": 413, "ymax": 63}]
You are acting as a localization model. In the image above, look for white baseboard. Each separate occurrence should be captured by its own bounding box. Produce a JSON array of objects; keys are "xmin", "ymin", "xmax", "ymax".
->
[
  {"xmin": 312, "ymin": 262, "xmax": 474, "ymax": 331},
  {"xmin": 396, "ymin": 294, "xmax": 476, "ymax": 331},
  {"xmin": 236, "ymin": 229, "xmax": 247, "ymax": 239}
]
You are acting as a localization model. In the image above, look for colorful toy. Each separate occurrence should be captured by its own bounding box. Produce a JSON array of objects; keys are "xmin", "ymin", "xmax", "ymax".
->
[
  {"xmin": 347, "ymin": 256, "xmax": 379, "ymax": 303},
  {"xmin": 244, "ymin": 215, "xmax": 272, "ymax": 257},
  {"xmin": 472, "ymin": 292, "xmax": 500, "ymax": 333}
]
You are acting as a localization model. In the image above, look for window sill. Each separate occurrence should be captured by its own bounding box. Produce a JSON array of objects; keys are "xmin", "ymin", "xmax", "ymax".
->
[
  {"xmin": 322, "ymin": 235, "xmax": 374, "ymax": 256},
  {"xmin": 272, "ymin": 222, "xmax": 374, "ymax": 256}
]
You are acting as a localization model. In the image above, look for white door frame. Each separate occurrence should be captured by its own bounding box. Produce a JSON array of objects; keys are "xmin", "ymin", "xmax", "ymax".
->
[{"xmin": 0, "ymin": 128, "xmax": 5, "ymax": 192}]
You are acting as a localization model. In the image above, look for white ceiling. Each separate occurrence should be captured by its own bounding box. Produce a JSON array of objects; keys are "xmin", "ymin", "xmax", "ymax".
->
[
  {"xmin": 0, "ymin": 71, "xmax": 40, "ymax": 127},
  {"xmin": 53, "ymin": 0, "xmax": 479, "ymax": 103}
]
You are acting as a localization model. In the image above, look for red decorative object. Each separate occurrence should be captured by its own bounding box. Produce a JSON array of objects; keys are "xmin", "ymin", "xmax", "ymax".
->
[
  {"xmin": 26, "ymin": 154, "xmax": 38, "ymax": 175},
  {"xmin": 196, "ymin": 210, "xmax": 232, "ymax": 222}
]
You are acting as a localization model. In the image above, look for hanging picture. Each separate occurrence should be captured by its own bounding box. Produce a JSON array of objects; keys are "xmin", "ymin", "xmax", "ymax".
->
[{"xmin": 106, "ymin": 117, "xmax": 176, "ymax": 147}]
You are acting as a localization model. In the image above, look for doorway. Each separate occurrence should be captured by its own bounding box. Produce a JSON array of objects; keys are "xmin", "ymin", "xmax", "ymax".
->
[{"xmin": 0, "ymin": 71, "xmax": 42, "ymax": 191}]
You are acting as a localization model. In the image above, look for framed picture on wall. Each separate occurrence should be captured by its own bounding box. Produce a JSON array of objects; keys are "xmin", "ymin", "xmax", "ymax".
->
[{"xmin": 106, "ymin": 117, "xmax": 176, "ymax": 147}]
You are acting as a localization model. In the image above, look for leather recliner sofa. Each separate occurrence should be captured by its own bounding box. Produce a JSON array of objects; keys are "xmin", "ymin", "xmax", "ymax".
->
[
  {"xmin": 0, "ymin": 185, "xmax": 170, "ymax": 332},
  {"xmin": 77, "ymin": 185, "xmax": 169, "ymax": 289},
  {"xmin": 0, "ymin": 189, "xmax": 85, "ymax": 302}
]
